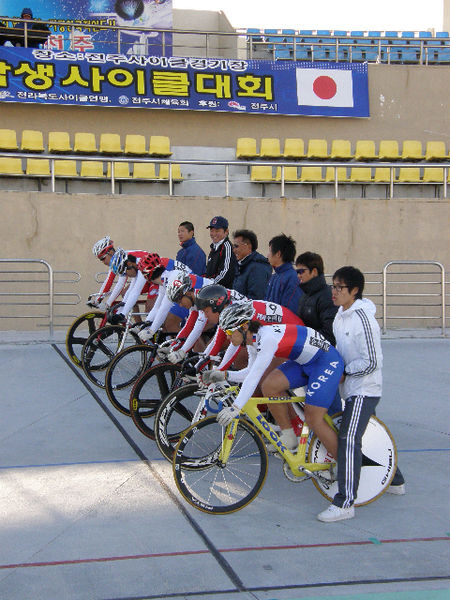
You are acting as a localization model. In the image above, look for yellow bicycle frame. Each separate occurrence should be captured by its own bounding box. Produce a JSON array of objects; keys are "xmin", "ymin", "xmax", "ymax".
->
[{"xmin": 219, "ymin": 395, "xmax": 337, "ymax": 478}]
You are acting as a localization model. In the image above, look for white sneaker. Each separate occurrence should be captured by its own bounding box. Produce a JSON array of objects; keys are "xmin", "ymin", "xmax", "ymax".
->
[
  {"xmin": 317, "ymin": 504, "xmax": 355, "ymax": 522},
  {"xmin": 386, "ymin": 483, "xmax": 406, "ymax": 495},
  {"xmin": 266, "ymin": 429, "xmax": 298, "ymax": 454}
]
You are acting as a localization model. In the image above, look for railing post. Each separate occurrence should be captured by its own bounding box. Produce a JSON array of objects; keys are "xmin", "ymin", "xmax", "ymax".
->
[
  {"xmin": 225, "ymin": 164, "xmax": 229, "ymax": 197},
  {"xmin": 110, "ymin": 161, "xmax": 115, "ymax": 194},
  {"xmin": 169, "ymin": 163, "xmax": 173, "ymax": 196},
  {"xmin": 280, "ymin": 165, "xmax": 285, "ymax": 198}
]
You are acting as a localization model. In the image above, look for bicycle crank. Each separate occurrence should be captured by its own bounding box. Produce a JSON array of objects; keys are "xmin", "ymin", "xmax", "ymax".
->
[{"xmin": 282, "ymin": 462, "xmax": 312, "ymax": 483}]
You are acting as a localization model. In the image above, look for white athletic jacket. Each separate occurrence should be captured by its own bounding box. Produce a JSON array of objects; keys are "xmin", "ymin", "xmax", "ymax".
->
[{"xmin": 333, "ymin": 298, "xmax": 383, "ymax": 399}]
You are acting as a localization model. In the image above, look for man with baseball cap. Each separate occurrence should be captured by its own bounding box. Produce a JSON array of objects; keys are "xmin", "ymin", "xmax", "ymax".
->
[{"xmin": 205, "ymin": 216, "xmax": 238, "ymax": 289}]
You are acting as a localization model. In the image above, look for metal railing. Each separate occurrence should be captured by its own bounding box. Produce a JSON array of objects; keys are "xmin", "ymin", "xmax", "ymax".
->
[
  {"xmin": 0, "ymin": 152, "xmax": 448, "ymax": 199},
  {"xmin": 0, "ymin": 259, "xmax": 80, "ymax": 337},
  {"xmin": 1, "ymin": 18, "xmax": 448, "ymax": 65}
]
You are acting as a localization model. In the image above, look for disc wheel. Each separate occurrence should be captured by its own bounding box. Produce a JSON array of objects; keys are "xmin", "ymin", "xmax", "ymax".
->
[
  {"xmin": 154, "ymin": 382, "xmax": 204, "ymax": 462},
  {"xmin": 173, "ymin": 416, "xmax": 268, "ymax": 515},
  {"xmin": 129, "ymin": 362, "xmax": 182, "ymax": 440},
  {"xmin": 308, "ymin": 413, "xmax": 397, "ymax": 506},
  {"xmin": 105, "ymin": 344, "xmax": 157, "ymax": 416},
  {"xmin": 81, "ymin": 325, "xmax": 140, "ymax": 389},
  {"xmin": 65, "ymin": 311, "xmax": 105, "ymax": 367}
]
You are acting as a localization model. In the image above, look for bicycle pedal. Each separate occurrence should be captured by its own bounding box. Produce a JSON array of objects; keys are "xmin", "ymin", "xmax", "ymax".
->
[{"xmin": 282, "ymin": 462, "xmax": 312, "ymax": 482}]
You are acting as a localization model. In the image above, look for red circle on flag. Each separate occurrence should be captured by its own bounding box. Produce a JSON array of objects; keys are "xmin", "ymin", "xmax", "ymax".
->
[{"xmin": 313, "ymin": 76, "xmax": 337, "ymax": 99}]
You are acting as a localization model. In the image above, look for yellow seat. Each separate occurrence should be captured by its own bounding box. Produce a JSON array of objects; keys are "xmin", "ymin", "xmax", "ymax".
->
[
  {"xmin": 250, "ymin": 165, "xmax": 274, "ymax": 182},
  {"xmin": 0, "ymin": 129, "xmax": 18, "ymax": 151},
  {"xmin": 283, "ymin": 138, "xmax": 305, "ymax": 159},
  {"xmin": 306, "ymin": 139, "xmax": 328, "ymax": 159},
  {"xmin": 149, "ymin": 136, "xmax": 172, "ymax": 157},
  {"xmin": 133, "ymin": 162, "xmax": 157, "ymax": 179},
  {"xmin": 325, "ymin": 167, "xmax": 348, "ymax": 182},
  {"xmin": 373, "ymin": 167, "xmax": 393, "ymax": 183},
  {"xmin": 74, "ymin": 132, "xmax": 98, "ymax": 154},
  {"xmin": 54, "ymin": 160, "xmax": 78, "ymax": 177},
  {"xmin": 21, "ymin": 130, "xmax": 44, "ymax": 152},
  {"xmin": 236, "ymin": 137, "xmax": 259, "ymax": 159},
  {"xmin": 260, "ymin": 138, "xmax": 281, "ymax": 158},
  {"xmin": 159, "ymin": 163, "xmax": 183, "ymax": 181},
  {"xmin": 275, "ymin": 166, "xmax": 300, "ymax": 182},
  {"xmin": 330, "ymin": 139, "xmax": 353, "ymax": 160},
  {"xmin": 0, "ymin": 157, "xmax": 23, "ymax": 175},
  {"xmin": 378, "ymin": 140, "xmax": 400, "ymax": 161},
  {"xmin": 422, "ymin": 167, "xmax": 444, "ymax": 183},
  {"xmin": 107, "ymin": 162, "xmax": 131, "ymax": 179},
  {"xmin": 396, "ymin": 167, "xmax": 421, "ymax": 182},
  {"xmin": 401, "ymin": 140, "xmax": 423, "ymax": 161},
  {"xmin": 99, "ymin": 133, "xmax": 123, "ymax": 154},
  {"xmin": 299, "ymin": 166, "xmax": 323, "ymax": 182},
  {"xmin": 125, "ymin": 134, "xmax": 147, "ymax": 155},
  {"xmin": 350, "ymin": 167, "xmax": 373, "ymax": 182},
  {"xmin": 354, "ymin": 140, "xmax": 377, "ymax": 161},
  {"xmin": 26, "ymin": 159, "xmax": 50, "ymax": 176},
  {"xmin": 425, "ymin": 141, "xmax": 446, "ymax": 161},
  {"xmin": 80, "ymin": 161, "xmax": 105, "ymax": 178},
  {"xmin": 48, "ymin": 131, "xmax": 71, "ymax": 153}
]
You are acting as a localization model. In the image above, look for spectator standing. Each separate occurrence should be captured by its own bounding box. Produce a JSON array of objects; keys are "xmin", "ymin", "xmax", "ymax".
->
[
  {"xmin": 12, "ymin": 8, "xmax": 50, "ymax": 48},
  {"xmin": 205, "ymin": 216, "xmax": 238, "ymax": 289},
  {"xmin": 296, "ymin": 251, "xmax": 337, "ymax": 344},
  {"xmin": 264, "ymin": 233, "xmax": 302, "ymax": 313},
  {"xmin": 232, "ymin": 229, "xmax": 272, "ymax": 299},
  {"xmin": 317, "ymin": 266, "xmax": 405, "ymax": 523},
  {"xmin": 176, "ymin": 221, "xmax": 206, "ymax": 276}
]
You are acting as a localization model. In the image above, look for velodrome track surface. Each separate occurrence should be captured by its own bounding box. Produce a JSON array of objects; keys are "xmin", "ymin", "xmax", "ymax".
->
[{"xmin": 0, "ymin": 331, "xmax": 449, "ymax": 600}]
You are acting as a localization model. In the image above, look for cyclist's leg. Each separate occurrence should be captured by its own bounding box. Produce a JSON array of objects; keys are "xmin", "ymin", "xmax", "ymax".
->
[{"xmin": 333, "ymin": 395, "xmax": 380, "ymax": 509}]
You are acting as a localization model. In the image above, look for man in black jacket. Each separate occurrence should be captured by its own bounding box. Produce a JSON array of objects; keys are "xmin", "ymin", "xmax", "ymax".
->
[
  {"xmin": 205, "ymin": 216, "xmax": 238, "ymax": 289},
  {"xmin": 232, "ymin": 229, "xmax": 272, "ymax": 299},
  {"xmin": 296, "ymin": 251, "xmax": 337, "ymax": 344}
]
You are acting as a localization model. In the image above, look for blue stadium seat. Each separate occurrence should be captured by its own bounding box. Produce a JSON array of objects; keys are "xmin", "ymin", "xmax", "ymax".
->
[
  {"xmin": 435, "ymin": 32, "xmax": 450, "ymax": 63},
  {"xmin": 281, "ymin": 29, "xmax": 295, "ymax": 43},
  {"xmin": 332, "ymin": 30, "xmax": 348, "ymax": 60},
  {"xmin": 247, "ymin": 28, "xmax": 263, "ymax": 42},
  {"xmin": 400, "ymin": 31, "xmax": 418, "ymax": 62},
  {"xmin": 275, "ymin": 48, "xmax": 291, "ymax": 59},
  {"xmin": 298, "ymin": 30, "xmax": 314, "ymax": 60},
  {"xmin": 385, "ymin": 31, "xmax": 403, "ymax": 62},
  {"xmin": 350, "ymin": 31, "xmax": 365, "ymax": 61}
]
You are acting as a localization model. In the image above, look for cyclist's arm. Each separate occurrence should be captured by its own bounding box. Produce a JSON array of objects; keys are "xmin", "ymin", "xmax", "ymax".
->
[
  {"xmin": 228, "ymin": 345, "xmax": 275, "ymax": 410},
  {"xmin": 147, "ymin": 294, "xmax": 175, "ymax": 335},
  {"xmin": 216, "ymin": 339, "xmax": 240, "ymax": 370},
  {"xmin": 99, "ymin": 269, "xmax": 115, "ymax": 296},
  {"xmin": 106, "ymin": 273, "xmax": 127, "ymax": 307},
  {"xmin": 179, "ymin": 310, "xmax": 208, "ymax": 353},
  {"xmin": 205, "ymin": 327, "xmax": 227, "ymax": 360},
  {"xmin": 118, "ymin": 271, "xmax": 146, "ymax": 315}
]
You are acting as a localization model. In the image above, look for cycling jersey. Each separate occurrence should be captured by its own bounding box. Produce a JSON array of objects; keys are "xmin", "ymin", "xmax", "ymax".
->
[
  {"xmin": 228, "ymin": 324, "xmax": 343, "ymax": 410},
  {"xmin": 142, "ymin": 259, "xmax": 191, "ymax": 335},
  {"xmin": 201, "ymin": 288, "xmax": 247, "ymax": 358},
  {"xmin": 217, "ymin": 300, "xmax": 304, "ymax": 370},
  {"xmin": 106, "ymin": 250, "xmax": 148, "ymax": 308}
]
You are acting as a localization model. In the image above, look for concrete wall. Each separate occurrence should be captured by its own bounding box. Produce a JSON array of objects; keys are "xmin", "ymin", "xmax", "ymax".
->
[
  {"xmin": 0, "ymin": 65, "xmax": 448, "ymax": 149},
  {"xmin": 1, "ymin": 190, "xmax": 448, "ymax": 330}
]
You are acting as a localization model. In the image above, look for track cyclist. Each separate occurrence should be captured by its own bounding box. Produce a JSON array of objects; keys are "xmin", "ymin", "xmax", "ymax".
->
[{"xmin": 205, "ymin": 301, "xmax": 344, "ymax": 456}]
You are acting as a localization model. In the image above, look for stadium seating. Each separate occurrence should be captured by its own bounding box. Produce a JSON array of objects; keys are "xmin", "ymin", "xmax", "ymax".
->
[
  {"xmin": 21, "ymin": 130, "xmax": 44, "ymax": 152},
  {"xmin": 275, "ymin": 166, "xmax": 300, "ymax": 182},
  {"xmin": 54, "ymin": 160, "xmax": 78, "ymax": 177},
  {"xmin": 74, "ymin": 133, "xmax": 98, "ymax": 154},
  {"xmin": 236, "ymin": 137, "xmax": 259, "ymax": 159},
  {"xmin": 107, "ymin": 162, "xmax": 131, "ymax": 179},
  {"xmin": 422, "ymin": 167, "xmax": 444, "ymax": 183},
  {"xmin": 354, "ymin": 140, "xmax": 377, "ymax": 161},
  {"xmin": 350, "ymin": 167, "xmax": 373, "ymax": 182},
  {"xmin": 133, "ymin": 162, "xmax": 158, "ymax": 180},
  {"xmin": 260, "ymin": 138, "xmax": 281, "ymax": 158},
  {"xmin": 283, "ymin": 138, "xmax": 305, "ymax": 159},
  {"xmin": 149, "ymin": 136, "xmax": 172, "ymax": 157},
  {"xmin": 378, "ymin": 140, "xmax": 401, "ymax": 161},
  {"xmin": 48, "ymin": 131, "xmax": 71, "ymax": 154},
  {"xmin": 26, "ymin": 158, "xmax": 50, "ymax": 176},
  {"xmin": 124, "ymin": 134, "xmax": 147, "ymax": 155},
  {"xmin": 425, "ymin": 141, "xmax": 446, "ymax": 161},
  {"xmin": 401, "ymin": 140, "xmax": 424, "ymax": 160},
  {"xmin": 250, "ymin": 165, "xmax": 274, "ymax": 182},
  {"xmin": 80, "ymin": 161, "xmax": 105, "ymax": 178},
  {"xmin": 159, "ymin": 164, "xmax": 183, "ymax": 181},
  {"xmin": 299, "ymin": 166, "xmax": 323, "ymax": 182},
  {"xmin": 330, "ymin": 140, "xmax": 353, "ymax": 160},
  {"xmin": 307, "ymin": 139, "xmax": 328, "ymax": 160},
  {"xmin": 0, "ymin": 157, "xmax": 23, "ymax": 175},
  {"xmin": 397, "ymin": 167, "xmax": 421, "ymax": 182},
  {"xmin": 99, "ymin": 133, "xmax": 123, "ymax": 154},
  {"xmin": 373, "ymin": 167, "xmax": 393, "ymax": 183},
  {"xmin": 0, "ymin": 129, "xmax": 18, "ymax": 151},
  {"xmin": 325, "ymin": 167, "xmax": 349, "ymax": 182}
]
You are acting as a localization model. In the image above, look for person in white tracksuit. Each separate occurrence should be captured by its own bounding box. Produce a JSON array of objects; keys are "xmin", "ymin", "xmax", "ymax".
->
[{"xmin": 317, "ymin": 266, "xmax": 405, "ymax": 523}]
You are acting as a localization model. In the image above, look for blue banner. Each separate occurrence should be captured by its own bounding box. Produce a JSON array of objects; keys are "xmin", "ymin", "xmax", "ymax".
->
[
  {"xmin": 0, "ymin": 0, "xmax": 173, "ymax": 55},
  {"xmin": 0, "ymin": 47, "xmax": 370, "ymax": 117}
]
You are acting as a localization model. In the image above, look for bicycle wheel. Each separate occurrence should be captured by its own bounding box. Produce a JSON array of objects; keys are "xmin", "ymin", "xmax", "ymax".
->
[
  {"xmin": 130, "ymin": 362, "xmax": 182, "ymax": 440},
  {"xmin": 81, "ymin": 325, "xmax": 140, "ymax": 389},
  {"xmin": 65, "ymin": 311, "xmax": 105, "ymax": 367},
  {"xmin": 173, "ymin": 416, "xmax": 268, "ymax": 515},
  {"xmin": 308, "ymin": 413, "xmax": 398, "ymax": 506},
  {"xmin": 155, "ymin": 382, "xmax": 204, "ymax": 462},
  {"xmin": 105, "ymin": 344, "xmax": 156, "ymax": 416}
]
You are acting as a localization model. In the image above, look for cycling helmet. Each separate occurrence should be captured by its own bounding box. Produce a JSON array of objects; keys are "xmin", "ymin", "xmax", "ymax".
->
[
  {"xmin": 195, "ymin": 284, "xmax": 229, "ymax": 313},
  {"xmin": 166, "ymin": 271, "xmax": 193, "ymax": 303},
  {"xmin": 93, "ymin": 236, "xmax": 114, "ymax": 259},
  {"xmin": 137, "ymin": 252, "xmax": 163, "ymax": 280},
  {"xmin": 219, "ymin": 301, "xmax": 255, "ymax": 331},
  {"xmin": 109, "ymin": 248, "xmax": 128, "ymax": 275}
]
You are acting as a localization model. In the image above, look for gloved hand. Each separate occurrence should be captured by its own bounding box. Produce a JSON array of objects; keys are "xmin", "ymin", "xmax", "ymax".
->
[
  {"xmin": 202, "ymin": 369, "xmax": 227, "ymax": 385},
  {"xmin": 138, "ymin": 325, "xmax": 154, "ymax": 342},
  {"xmin": 167, "ymin": 348, "xmax": 186, "ymax": 364},
  {"xmin": 217, "ymin": 404, "xmax": 240, "ymax": 426},
  {"xmin": 110, "ymin": 313, "xmax": 126, "ymax": 325},
  {"xmin": 156, "ymin": 339, "xmax": 173, "ymax": 359},
  {"xmin": 86, "ymin": 295, "xmax": 99, "ymax": 308},
  {"xmin": 98, "ymin": 298, "xmax": 108, "ymax": 311},
  {"xmin": 195, "ymin": 355, "xmax": 211, "ymax": 373}
]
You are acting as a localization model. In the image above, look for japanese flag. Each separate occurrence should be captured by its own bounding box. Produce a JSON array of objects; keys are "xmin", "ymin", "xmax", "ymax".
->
[{"xmin": 296, "ymin": 68, "xmax": 354, "ymax": 107}]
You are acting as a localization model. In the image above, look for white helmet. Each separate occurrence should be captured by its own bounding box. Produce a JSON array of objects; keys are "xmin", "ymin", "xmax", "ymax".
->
[
  {"xmin": 92, "ymin": 236, "xmax": 114, "ymax": 258},
  {"xmin": 219, "ymin": 301, "xmax": 255, "ymax": 331},
  {"xmin": 110, "ymin": 248, "xmax": 128, "ymax": 275},
  {"xmin": 166, "ymin": 271, "xmax": 193, "ymax": 303}
]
